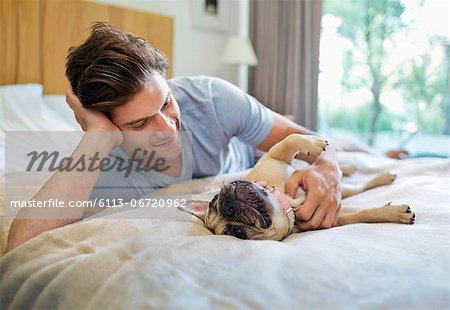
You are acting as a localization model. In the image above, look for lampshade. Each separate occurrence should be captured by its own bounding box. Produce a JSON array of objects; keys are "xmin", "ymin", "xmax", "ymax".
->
[{"xmin": 221, "ymin": 36, "xmax": 258, "ymax": 66}]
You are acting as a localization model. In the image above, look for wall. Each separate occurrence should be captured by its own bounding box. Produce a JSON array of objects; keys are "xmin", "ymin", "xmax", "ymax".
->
[{"xmin": 90, "ymin": 0, "xmax": 249, "ymax": 85}]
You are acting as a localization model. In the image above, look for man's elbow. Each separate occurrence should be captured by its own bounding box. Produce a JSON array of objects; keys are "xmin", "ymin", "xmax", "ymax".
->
[{"xmin": 5, "ymin": 217, "xmax": 80, "ymax": 254}]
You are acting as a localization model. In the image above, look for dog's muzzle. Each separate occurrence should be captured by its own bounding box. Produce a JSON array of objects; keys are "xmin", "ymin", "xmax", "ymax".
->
[{"xmin": 252, "ymin": 180, "xmax": 295, "ymax": 234}]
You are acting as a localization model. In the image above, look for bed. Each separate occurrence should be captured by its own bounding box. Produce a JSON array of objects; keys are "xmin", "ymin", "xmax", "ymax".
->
[
  {"xmin": 1, "ymin": 86, "xmax": 449, "ymax": 309},
  {"xmin": 1, "ymin": 1, "xmax": 449, "ymax": 309},
  {"xmin": 1, "ymin": 142, "xmax": 449, "ymax": 308}
]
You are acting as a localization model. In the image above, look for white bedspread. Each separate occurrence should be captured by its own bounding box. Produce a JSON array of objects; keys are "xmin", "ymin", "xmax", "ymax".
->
[{"xmin": 1, "ymin": 153, "xmax": 449, "ymax": 309}]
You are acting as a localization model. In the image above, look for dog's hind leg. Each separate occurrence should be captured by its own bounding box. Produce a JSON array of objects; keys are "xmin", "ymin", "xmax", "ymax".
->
[
  {"xmin": 337, "ymin": 203, "xmax": 415, "ymax": 226},
  {"xmin": 341, "ymin": 172, "xmax": 397, "ymax": 198}
]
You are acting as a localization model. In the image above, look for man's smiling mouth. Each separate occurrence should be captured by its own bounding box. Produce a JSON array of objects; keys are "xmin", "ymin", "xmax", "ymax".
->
[{"xmin": 152, "ymin": 136, "xmax": 176, "ymax": 148}]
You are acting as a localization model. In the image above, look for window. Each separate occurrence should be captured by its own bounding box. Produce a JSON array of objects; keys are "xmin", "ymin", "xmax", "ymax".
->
[{"xmin": 318, "ymin": 0, "xmax": 449, "ymax": 157}]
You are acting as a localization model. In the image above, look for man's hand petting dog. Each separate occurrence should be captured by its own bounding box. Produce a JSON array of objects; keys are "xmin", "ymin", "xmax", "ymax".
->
[
  {"xmin": 286, "ymin": 158, "xmax": 342, "ymax": 231},
  {"xmin": 179, "ymin": 133, "xmax": 413, "ymax": 241}
]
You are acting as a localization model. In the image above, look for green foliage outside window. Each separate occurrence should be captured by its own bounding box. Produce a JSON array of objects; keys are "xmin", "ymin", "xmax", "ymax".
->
[{"xmin": 320, "ymin": 0, "xmax": 449, "ymax": 147}]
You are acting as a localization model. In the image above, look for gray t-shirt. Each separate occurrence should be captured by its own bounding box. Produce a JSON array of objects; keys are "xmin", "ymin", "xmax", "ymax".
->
[{"xmin": 89, "ymin": 75, "xmax": 274, "ymax": 202}]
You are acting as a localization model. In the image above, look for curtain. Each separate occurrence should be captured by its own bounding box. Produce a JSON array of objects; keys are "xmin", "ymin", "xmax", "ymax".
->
[{"xmin": 249, "ymin": 0, "xmax": 322, "ymax": 130}]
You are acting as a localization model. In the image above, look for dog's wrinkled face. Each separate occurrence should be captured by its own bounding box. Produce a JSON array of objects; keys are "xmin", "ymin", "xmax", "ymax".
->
[{"xmin": 204, "ymin": 180, "xmax": 291, "ymax": 241}]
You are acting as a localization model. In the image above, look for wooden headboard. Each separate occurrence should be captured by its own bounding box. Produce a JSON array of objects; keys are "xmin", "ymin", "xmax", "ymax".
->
[{"xmin": 0, "ymin": 0, "xmax": 174, "ymax": 94}]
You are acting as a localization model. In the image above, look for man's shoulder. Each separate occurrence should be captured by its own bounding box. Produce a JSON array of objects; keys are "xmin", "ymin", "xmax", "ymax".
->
[
  {"xmin": 168, "ymin": 75, "xmax": 243, "ymax": 108},
  {"xmin": 167, "ymin": 75, "xmax": 232, "ymax": 99},
  {"xmin": 168, "ymin": 75, "xmax": 221, "ymax": 115},
  {"xmin": 168, "ymin": 75, "xmax": 221, "ymax": 87}
]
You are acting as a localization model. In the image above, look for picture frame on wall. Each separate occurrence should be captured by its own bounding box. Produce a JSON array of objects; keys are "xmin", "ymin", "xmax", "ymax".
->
[{"xmin": 191, "ymin": 0, "xmax": 229, "ymax": 32}]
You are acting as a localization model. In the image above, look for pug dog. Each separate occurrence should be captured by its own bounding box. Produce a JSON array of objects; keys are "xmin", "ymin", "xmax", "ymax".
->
[{"xmin": 180, "ymin": 134, "xmax": 415, "ymax": 241}]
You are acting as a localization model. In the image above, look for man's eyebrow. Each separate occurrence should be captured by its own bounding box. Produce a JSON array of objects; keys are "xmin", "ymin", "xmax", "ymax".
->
[{"xmin": 124, "ymin": 91, "xmax": 171, "ymax": 126}]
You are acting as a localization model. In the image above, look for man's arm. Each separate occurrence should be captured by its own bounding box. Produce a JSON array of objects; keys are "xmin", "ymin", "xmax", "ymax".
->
[
  {"xmin": 256, "ymin": 111, "xmax": 342, "ymax": 230},
  {"xmin": 6, "ymin": 133, "xmax": 119, "ymax": 251},
  {"xmin": 6, "ymin": 86, "xmax": 123, "ymax": 252}
]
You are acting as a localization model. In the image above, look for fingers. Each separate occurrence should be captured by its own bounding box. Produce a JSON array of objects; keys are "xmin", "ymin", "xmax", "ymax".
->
[
  {"xmin": 285, "ymin": 169, "xmax": 306, "ymax": 198},
  {"xmin": 65, "ymin": 84, "xmax": 83, "ymax": 111},
  {"xmin": 65, "ymin": 84, "xmax": 87, "ymax": 130},
  {"xmin": 295, "ymin": 190, "xmax": 341, "ymax": 229},
  {"xmin": 320, "ymin": 203, "xmax": 339, "ymax": 229},
  {"xmin": 317, "ymin": 192, "xmax": 341, "ymax": 228},
  {"xmin": 294, "ymin": 195, "xmax": 319, "ymax": 222},
  {"xmin": 296, "ymin": 204, "xmax": 327, "ymax": 230},
  {"xmin": 290, "ymin": 169, "xmax": 321, "ymax": 222},
  {"xmin": 289, "ymin": 163, "xmax": 342, "ymax": 230},
  {"xmin": 296, "ymin": 202, "xmax": 340, "ymax": 230}
]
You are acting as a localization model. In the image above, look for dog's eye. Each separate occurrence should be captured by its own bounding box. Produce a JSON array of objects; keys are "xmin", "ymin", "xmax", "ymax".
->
[{"xmin": 231, "ymin": 227, "xmax": 246, "ymax": 239}]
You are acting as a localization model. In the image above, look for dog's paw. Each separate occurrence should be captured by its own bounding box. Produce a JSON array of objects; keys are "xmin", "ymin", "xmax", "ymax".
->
[
  {"xmin": 303, "ymin": 136, "xmax": 329, "ymax": 157},
  {"xmin": 382, "ymin": 172, "xmax": 397, "ymax": 184},
  {"xmin": 284, "ymin": 134, "xmax": 328, "ymax": 157},
  {"xmin": 383, "ymin": 202, "xmax": 415, "ymax": 225}
]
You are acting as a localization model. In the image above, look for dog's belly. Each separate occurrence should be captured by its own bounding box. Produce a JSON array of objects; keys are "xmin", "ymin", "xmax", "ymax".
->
[{"xmin": 244, "ymin": 155, "xmax": 295, "ymax": 194}]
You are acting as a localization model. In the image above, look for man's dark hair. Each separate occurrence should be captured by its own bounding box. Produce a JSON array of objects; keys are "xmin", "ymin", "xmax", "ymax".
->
[{"xmin": 65, "ymin": 22, "xmax": 169, "ymax": 115}]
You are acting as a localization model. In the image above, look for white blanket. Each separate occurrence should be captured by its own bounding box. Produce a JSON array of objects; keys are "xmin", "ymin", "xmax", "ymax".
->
[{"xmin": 1, "ymin": 153, "xmax": 449, "ymax": 309}]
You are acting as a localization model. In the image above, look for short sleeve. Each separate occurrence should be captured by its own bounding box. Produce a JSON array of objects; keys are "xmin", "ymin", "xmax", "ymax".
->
[
  {"xmin": 210, "ymin": 77, "xmax": 274, "ymax": 147},
  {"xmin": 88, "ymin": 170, "xmax": 143, "ymax": 203}
]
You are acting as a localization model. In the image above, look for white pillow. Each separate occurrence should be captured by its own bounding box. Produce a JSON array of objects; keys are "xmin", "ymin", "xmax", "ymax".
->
[
  {"xmin": 0, "ymin": 84, "xmax": 44, "ymax": 175},
  {"xmin": 0, "ymin": 84, "xmax": 80, "ymax": 175},
  {"xmin": 0, "ymin": 84, "xmax": 77, "ymax": 132},
  {"xmin": 0, "ymin": 84, "xmax": 44, "ymax": 131},
  {"xmin": 43, "ymin": 95, "xmax": 81, "ymax": 130}
]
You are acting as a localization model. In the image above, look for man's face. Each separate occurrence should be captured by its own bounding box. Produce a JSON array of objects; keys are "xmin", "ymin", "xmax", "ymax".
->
[{"xmin": 110, "ymin": 74, "xmax": 182, "ymax": 163}]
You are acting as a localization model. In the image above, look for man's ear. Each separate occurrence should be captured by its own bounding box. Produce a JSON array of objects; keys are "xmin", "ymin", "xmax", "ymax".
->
[{"xmin": 178, "ymin": 200, "xmax": 209, "ymax": 222}]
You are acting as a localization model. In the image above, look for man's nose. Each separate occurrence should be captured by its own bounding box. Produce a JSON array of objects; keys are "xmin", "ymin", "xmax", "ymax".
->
[{"xmin": 153, "ymin": 112, "xmax": 175, "ymax": 132}]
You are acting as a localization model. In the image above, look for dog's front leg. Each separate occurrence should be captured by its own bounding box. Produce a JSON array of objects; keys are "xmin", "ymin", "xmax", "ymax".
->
[{"xmin": 267, "ymin": 134, "xmax": 329, "ymax": 165}]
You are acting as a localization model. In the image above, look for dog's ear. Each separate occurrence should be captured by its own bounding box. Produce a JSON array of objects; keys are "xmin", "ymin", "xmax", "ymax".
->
[{"xmin": 178, "ymin": 200, "xmax": 209, "ymax": 222}]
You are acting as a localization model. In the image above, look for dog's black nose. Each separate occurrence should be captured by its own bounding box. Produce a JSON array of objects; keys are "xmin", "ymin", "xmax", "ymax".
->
[
  {"xmin": 221, "ymin": 202, "xmax": 234, "ymax": 215},
  {"xmin": 221, "ymin": 201, "xmax": 241, "ymax": 216}
]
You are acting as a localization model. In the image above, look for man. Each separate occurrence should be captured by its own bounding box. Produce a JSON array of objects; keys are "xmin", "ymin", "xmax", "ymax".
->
[{"xmin": 6, "ymin": 23, "xmax": 341, "ymax": 251}]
